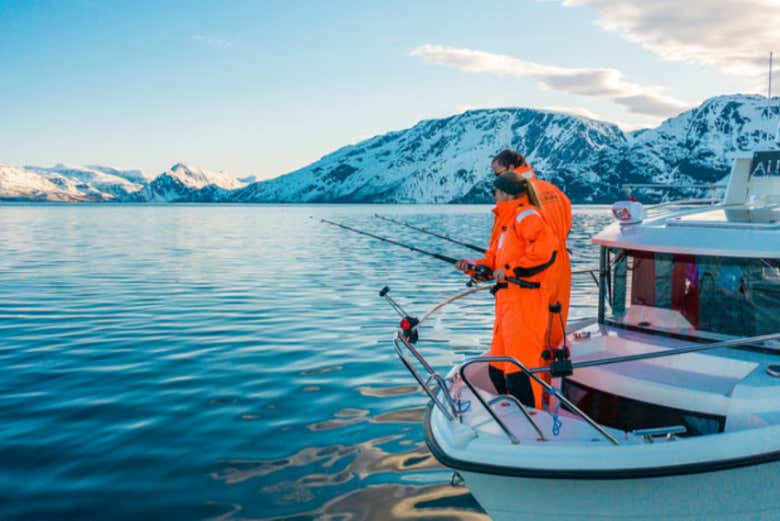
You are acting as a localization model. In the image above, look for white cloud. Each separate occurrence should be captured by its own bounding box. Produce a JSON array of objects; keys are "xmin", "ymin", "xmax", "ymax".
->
[
  {"xmin": 542, "ymin": 105, "xmax": 602, "ymax": 120},
  {"xmin": 192, "ymin": 34, "xmax": 232, "ymax": 48},
  {"xmin": 540, "ymin": 105, "xmax": 659, "ymax": 131},
  {"xmin": 410, "ymin": 44, "xmax": 692, "ymax": 118},
  {"xmin": 562, "ymin": 0, "xmax": 779, "ymax": 81},
  {"xmin": 455, "ymin": 104, "xmax": 479, "ymax": 114}
]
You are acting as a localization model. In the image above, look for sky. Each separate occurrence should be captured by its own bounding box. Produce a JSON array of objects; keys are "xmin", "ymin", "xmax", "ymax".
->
[{"xmin": 1, "ymin": 0, "xmax": 778, "ymax": 180}]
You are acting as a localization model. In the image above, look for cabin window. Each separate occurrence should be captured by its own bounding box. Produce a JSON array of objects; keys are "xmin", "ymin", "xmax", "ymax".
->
[{"xmin": 603, "ymin": 248, "xmax": 780, "ymax": 338}]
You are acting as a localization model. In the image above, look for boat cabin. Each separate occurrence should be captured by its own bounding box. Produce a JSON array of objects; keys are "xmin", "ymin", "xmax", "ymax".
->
[
  {"xmin": 400, "ymin": 151, "xmax": 780, "ymax": 521},
  {"xmin": 562, "ymin": 151, "xmax": 780, "ymax": 436}
]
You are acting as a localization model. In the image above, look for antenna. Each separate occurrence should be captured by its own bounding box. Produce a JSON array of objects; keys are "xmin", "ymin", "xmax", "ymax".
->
[
  {"xmin": 772, "ymin": 51, "xmax": 780, "ymax": 147},
  {"xmin": 767, "ymin": 51, "xmax": 772, "ymax": 147},
  {"xmin": 769, "ymin": 51, "xmax": 777, "ymax": 148}
]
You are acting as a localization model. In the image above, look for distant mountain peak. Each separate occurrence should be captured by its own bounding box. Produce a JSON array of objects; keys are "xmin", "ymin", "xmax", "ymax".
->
[
  {"xmin": 0, "ymin": 165, "xmax": 93, "ymax": 202},
  {"xmin": 22, "ymin": 163, "xmax": 146, "ymax": 200},
  {"xmin": 170, "ymin": 162, "xmax": 192, "ymax": 172},
  {"xmin": 3, "ymin": 93, "xmax": 779, "ymax": 204},
  {"xmin": 231, "ymin": 93, "xmax": 780, "ymax": 204},
  {"xmin": 161, "ymin": 163, "xmax": 244, "ymax": 190}
]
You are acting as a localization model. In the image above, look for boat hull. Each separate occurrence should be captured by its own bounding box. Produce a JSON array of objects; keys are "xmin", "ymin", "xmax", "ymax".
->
[
  {"xmin": 425, "ymin": 400, "xmax": 780, "ymax": 521},
  {"xmin": 460, "ymin": 462, "xmax": 780, "ymax": 520}
]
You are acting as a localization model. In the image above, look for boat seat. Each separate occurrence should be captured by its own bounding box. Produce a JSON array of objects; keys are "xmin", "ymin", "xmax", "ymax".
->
[{"xmin": 569, "ymin": 358, "xmax": 751, "ymax": 417}]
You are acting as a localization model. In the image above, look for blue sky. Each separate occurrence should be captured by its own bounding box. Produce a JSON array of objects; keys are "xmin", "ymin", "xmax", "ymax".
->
[{"xmin": 0, "ymin": 0, "xmax": 775, "ymax": 180}]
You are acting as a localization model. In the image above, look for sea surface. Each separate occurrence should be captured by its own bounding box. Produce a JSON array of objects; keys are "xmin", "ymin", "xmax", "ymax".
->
[{"xmin": 0, "ymin": 204, "xmax": 611, "ymax": 521}]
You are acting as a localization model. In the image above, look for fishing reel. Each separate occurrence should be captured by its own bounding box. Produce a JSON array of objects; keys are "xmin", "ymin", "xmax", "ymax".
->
[
  {"xmin": 542, "ymin": 346, "xmax": 573, "ymax": 378},
  {"xmin": 379, "ymin": 286, "xmax": 420, "ymax": 343},
  {"xmin": 466, "ymin": 264, "xmax": 493, "ymax": 287},
  {"xmin": 398, "ymin": 316, "xmax": 420, "ymax": 343}
]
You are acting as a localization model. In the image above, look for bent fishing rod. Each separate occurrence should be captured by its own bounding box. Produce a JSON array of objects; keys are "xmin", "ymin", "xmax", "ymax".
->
[
  {"xmin": 374, "ymin": 214, "xmax": 486, "ymax": 253},
  {"xmin": 320, "ymin": 218, "xmax": 539, "ymax": 289},
  {"xmin": 321, "ymin": 218, "xmax": 461, "ymax": 264},
  {"xmin": 373, "ymin": 214, "xmax": 603, "ymax": 279}
]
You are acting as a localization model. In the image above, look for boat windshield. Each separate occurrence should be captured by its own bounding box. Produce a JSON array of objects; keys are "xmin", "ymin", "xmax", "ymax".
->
[{"xmin": 603, "ymin": 248, "xmax": 780, "ymax": 339}]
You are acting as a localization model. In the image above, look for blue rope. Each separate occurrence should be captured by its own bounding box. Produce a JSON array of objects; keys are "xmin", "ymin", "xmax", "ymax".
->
[{"xmin": 542, "ymin": 387, "xmax": 563, "ymax": 436}]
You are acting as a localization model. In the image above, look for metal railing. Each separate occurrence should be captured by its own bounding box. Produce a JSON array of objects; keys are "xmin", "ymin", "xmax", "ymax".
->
[
  {"xmin": 622, "ymin": 183, "xmax": 723, "ymax": 203},
  {"xmin": 393, "ymin": 334, "xmax": 459, "ymax": 422},
  {"xmin": 390, "ymin": 305, "xmax": 780, "ymax": 448},
  {"xmin": 394, "ymin": 331, "xmax": 620, "ymax": 445},
  {"xmin": 458, "ymin": 356, "xmax": 621, "ymax": 446}
]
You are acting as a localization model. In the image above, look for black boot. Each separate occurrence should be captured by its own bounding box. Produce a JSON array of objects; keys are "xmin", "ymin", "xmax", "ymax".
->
[
  {"xmin": 506, "ymin": 371, "xmax": 535, "ymax": 408},
  {"xmin": 488, "ymin": 365, "xmax": 507, "ymax": 395}
]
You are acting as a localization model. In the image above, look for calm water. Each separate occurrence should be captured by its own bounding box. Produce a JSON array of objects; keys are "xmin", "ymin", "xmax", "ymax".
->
[{"xmin": 0, "ymin": 204, "xmax": 611, "ymax": 521}]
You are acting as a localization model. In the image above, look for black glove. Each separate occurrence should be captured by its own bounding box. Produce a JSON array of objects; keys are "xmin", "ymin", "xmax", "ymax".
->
[{"xmin": 471, "ymin": 264, "xmax": 493, "ymax": 282}]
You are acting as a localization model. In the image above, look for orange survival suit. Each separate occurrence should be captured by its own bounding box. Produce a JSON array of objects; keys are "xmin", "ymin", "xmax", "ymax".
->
[
  {"xmin": 475, "ymin": 195, "xmax": 558, "ymax": 408},
  {"xmin": 515, "ymin": 165, "xmax": 572, "ymax": 350}
]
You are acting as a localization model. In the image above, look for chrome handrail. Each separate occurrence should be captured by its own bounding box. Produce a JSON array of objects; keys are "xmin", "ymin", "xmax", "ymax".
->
[
  {"xmin": 459, "ymin": 367, "xmax": 545, "ymax": 445},
  {"xmin": 393, "ymin": 334, "xmax": 459, "ymax": 421},
  {"xmin": 459, "ymin": 356, "xmax": 621, "ymax": 446},
  {"xmin": 622, "ymin": 183, "xmax": 722, "ymax": 203},
  {"xmin": 527, "ymin": 331, "xmax": 780, "ymax": 374},
  {"xmin": 389, "ymin": 285, "xmax": 494, "ymax": 423},
  {"xmin": 647, "ymin": 197, "xmax": 721, "ymax": 210},
  {"xmin": 387, "ymin": 285, "xmax": 621, "ymax": 445}
]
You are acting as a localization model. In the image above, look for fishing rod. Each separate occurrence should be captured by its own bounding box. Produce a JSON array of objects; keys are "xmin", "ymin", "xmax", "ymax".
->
[
  {"xmin": 320, "ymin": 218, "xmax": 539, "ymax": 289},
  {"xmin": 374, "ymin": 215, "xmax": 602, "ymax": 282},
  {"xmin": 374, "ymin": 214, "xmax": 486, "ymax": 253},
  {"xmin": 321, "ymin": 218, "xmax": 461, "ymax": 264}
]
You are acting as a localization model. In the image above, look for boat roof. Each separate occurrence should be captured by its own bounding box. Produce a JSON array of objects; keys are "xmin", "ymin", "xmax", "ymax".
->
[{"xmin": 593, "ymin": 152, "xmax": 780, "ymax": 258}]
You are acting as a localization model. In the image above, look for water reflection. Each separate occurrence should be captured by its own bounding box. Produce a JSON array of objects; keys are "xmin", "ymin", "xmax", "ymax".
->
[
  {"xmin": 0, "ymin": 204, "xmax": 610, "ymax": 521},
  {"xmin": 306, "ymin": 408, "xmax": 371, "ymax": 431},
  {"xmin": 356, "ymin": 385, "xmax": 419, "ymax": 398},
  {"xmin": 213, "ymin": 433, "xmax": 439, "ymax": 486},
  {"xmin": 209, "ymin": 484, "xmax": 488, "ymax": 521},
  {"xmin": 270, "ymin": 484, "xmax": 488, "ymax": 521}
]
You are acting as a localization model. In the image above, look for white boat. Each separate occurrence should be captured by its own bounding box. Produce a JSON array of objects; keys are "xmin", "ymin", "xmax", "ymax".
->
[{"xmin": 387, "ymin": 151, "xmax": 780, "ymax": 520}]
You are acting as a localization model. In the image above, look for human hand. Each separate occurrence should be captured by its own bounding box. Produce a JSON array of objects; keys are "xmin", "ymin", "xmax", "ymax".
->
[
  {"xmin": 472, "ymin": 264, "xmax": 493, "ymax": 282},
  {"xmin": 455, "ymin": 259, "xmax": 472, "ymax": 273},
  {"xmin": 493, "ymin": 269, "xmax": 507, "ymax": 284}
]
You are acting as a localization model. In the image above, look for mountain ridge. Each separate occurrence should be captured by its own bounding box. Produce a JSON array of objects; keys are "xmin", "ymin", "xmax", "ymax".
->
[
  {"xmin": 230, "ymin": 93, "xmax": 779, "ymax": 204},
  {"xmin": 3, "ymin": 93, "xmax": 778, "ymax": 203}
]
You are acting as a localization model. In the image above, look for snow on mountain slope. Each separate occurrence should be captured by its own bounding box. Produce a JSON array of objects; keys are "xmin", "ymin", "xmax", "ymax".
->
[
  {"xmin": 85, "ymin": 165, "xmax": 148, "ymax": 185},
  {"xmin": 0, "ymin": 165, "xmax": 92, "ymax": 201},
  {"xmin": 162, "ymin": 163, "xmax": 243, "ymax": 190},
  {"xmin": 26, "ymin": 164, "xmax": 145, "ymax": 200},
  {"xmin": 4, "ymin": 94, "xmax": 779, "ymax": 204},
  {"xmin": 626, "ymin": 94, "xmax": 780, "ymax": 185},
  {"xmin": 234, "ymin": 94, "xmax": 780, "ymax": 204},
  {"xmin": 231, "ymin": 109, "xmax": 627, "ymax": 203},
  {"xmin": 137, "ymin": 163, "xmax": 245, "ymax": 202}
]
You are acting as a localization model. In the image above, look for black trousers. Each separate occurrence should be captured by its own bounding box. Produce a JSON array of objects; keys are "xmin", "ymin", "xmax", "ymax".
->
[{"xmin": 488, "ymin": 366, "xmax": 534, "ymax": 408}]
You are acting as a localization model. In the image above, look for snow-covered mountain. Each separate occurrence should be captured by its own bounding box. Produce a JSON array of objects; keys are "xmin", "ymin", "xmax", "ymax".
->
[
  {"xmin": 25, "ymin": 164, "xmax": 146, "ymax": 200},
  {"xmin": 0, "ymin": 162, "xmax": 245, "ymax": 203},
  {"xmin": 233, "ymin": 94, "xmax": 780, "ymax": 203},
  {"xmin": 85, "ymin": 165, "xmax": 148, "ymax": 185},
  {"xmin": 2, "ymin": 94, "xmax": 778, "ymax": 203},
  {"xmin": 0, "ymin": 165, "xmax": 92, "ymax": 201},
  {"xmin": 136, "ymin": 163, "xmax": 245, "ymax": 202},
  {"xmin": 232, "ymin": 109, "xmax": 627, "ymax": 203},
  {"xmin": 627, "ymin": 95, "xmax": 779, "ymax": 185}
]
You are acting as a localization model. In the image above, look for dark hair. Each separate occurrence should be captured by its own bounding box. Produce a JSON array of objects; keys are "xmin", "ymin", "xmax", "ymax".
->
[
  {"xmin": 494, "ymin": 172, "xmax": 542, "ymax": 207},
  {"xmin": 492, "ymin": 149, "xmax": 526, "ymax": 169}
]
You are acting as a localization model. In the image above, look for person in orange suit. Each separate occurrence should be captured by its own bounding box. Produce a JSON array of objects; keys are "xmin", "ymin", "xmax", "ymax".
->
[
  {"xmin": 492, "ymin": 150, "xmax": 572, "ymax": 351},
  {"xmin": 456, "ymin": 173, "xmax": 558, "ymax": 408}
]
